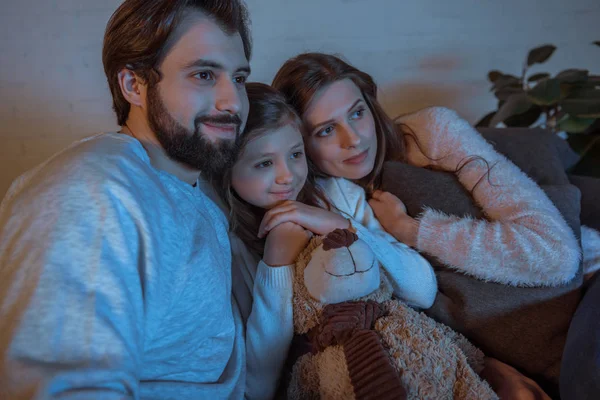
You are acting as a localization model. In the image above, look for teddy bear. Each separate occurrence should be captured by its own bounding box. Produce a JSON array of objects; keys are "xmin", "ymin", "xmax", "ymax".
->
[{"xmin": 286, "ymin": 228, "xmax": 498, "ymax": 400}]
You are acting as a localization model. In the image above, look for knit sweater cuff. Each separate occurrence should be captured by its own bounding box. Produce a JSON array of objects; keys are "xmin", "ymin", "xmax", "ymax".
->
[{"xmin": 256, "ymin": 260, "xmax": 295, "ymax": 288}]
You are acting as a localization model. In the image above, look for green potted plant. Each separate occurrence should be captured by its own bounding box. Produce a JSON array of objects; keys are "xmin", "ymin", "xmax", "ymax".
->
[{"xmin": 477, "ymin": 42, "xmax": 600, "ymax": 176}]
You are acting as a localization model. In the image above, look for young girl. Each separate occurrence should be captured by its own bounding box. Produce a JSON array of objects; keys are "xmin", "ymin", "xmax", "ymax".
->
[{"xmin": 220, "ymin": 82, "xmax": 438, "ymax": 399}]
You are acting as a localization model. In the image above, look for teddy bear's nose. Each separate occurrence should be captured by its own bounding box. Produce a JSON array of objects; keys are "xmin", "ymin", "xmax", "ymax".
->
[{"xmin": 324, "ymin": 248, "xmax": 358, "ymax": 276}]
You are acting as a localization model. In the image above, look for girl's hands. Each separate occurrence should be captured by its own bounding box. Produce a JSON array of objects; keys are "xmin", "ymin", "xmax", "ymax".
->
[
  {"xmin": 263, "ymin": 222, "xmax": 313, "ymax": 267},
  {"xmin": 258, "ymin": 200, "xmax": 350, "ymax": 238}
]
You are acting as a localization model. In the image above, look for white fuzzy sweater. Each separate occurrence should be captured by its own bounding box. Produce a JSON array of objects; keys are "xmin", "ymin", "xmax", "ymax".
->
[
  {"xmin": 230, "ymin": 177, "xmax": 438, "ymax": 399},
  {"xmin": 397, "ymin": 107, "xmax": 581, "ymax": 286}
]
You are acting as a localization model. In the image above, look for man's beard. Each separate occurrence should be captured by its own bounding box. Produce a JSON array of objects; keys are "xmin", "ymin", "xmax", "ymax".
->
[{"xmin": 146, "ymin": 84, "xmax": 241, "ymax": 180}]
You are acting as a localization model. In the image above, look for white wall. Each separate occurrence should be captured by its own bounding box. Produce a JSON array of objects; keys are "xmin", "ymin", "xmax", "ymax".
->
[{"xmin": 1, "ymin": 0, "xmax": 599, "ymax": 198}]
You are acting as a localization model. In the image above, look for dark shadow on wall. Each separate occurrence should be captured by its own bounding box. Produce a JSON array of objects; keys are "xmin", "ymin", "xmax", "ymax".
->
[{"xmin": 377, "ymin": 53, "xmax": 492, "ymax": 124}]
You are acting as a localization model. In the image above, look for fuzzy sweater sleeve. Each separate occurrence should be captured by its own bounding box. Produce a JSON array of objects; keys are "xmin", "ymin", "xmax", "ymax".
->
[
  {"xmin": 397, "ymin": 106, "xmax": 581, "ymax": 286},
  {"xmin": 318, "ymin": 177, "xmax": 437, "ymax": 309}
]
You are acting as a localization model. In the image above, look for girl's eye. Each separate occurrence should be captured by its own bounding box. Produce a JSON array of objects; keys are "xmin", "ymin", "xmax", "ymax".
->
[
  {"xmin": 351, "ymin": 108, "xmax": 365, "ymax": 119},
  {"xmin": 316, "ymin": 125, "xmax": 334, "ymax": 137},
  {"xmin": 255, "ymin": 160, "xmax": 272, "ymax": 169},
  {"xmin": 234, "ymin": 76, "xmax": 247, "ymax": 84},
  {"xmin": 291, "ymin": 151, "xmax": 304, "ymax": 159}
]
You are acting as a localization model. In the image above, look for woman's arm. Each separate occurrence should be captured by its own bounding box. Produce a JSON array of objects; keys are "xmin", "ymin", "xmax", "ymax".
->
[
  {"xmin": 318, "ymin": 177, "xmax": 438, "ymax": 309},
  {"xmin": 395, "ymin": 106, "xmax": 580, "ymax": 286}
]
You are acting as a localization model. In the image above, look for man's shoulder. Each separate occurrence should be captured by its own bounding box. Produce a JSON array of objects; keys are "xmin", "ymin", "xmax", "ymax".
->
[
  {"xmin": 51, "ymin": 132, "xmax": 151, "ymax": 178},
  {"xmin": 2, "ymin": 133, "xmax": 157, "ymax": 210}
]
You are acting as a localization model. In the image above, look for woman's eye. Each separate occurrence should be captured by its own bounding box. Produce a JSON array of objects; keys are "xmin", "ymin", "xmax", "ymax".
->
[
  {"xmin": 255, "ymin": 160, "xmax": 272, "ymax": 169},
  {"xmin": 351, "ymin": 108, "xmax": 365, "ymax": 119},
  {"xmin": 317, "ymin": 125, "xmax": 334, "ymax": 137},
  {"xmin": 291, "ymin": 151, "xmax": 304, "ymax": 159},
  {"xmin": 234, "ymin": 76, "xmax": 247, "ymax": 84}
]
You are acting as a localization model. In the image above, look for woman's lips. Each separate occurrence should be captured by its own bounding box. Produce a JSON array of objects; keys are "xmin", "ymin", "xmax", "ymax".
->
[{"xmin": 343, "ymin": 149, "xmax": 369, "ymax": 164}]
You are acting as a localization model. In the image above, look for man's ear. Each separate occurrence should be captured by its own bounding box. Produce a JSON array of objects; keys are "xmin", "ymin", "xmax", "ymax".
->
[{"xmin": 117, "ymin": 68, "xmax": 146, "ymax": 107}]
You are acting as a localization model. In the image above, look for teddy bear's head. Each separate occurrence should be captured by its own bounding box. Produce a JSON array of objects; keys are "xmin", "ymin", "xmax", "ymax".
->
[{"xmin": 293, "ymin": 228, "xmax": 393, "ymax": 334}]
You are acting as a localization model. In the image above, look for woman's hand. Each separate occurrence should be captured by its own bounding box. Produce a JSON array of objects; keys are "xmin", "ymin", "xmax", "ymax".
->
[
  {"xmin": 263, "ymin": 222, "xmax": 313, "ymax": 267},
  {"xmin": 258, "ymin": 200, "xmax": 350, "ymax": 238},
  {"xmin": 368, "ymin": 190, "xmax": 419, "ymax": 247},
  {"xmin": 480, "ymin": 357, "xmax": 551, "ymax": 400}
]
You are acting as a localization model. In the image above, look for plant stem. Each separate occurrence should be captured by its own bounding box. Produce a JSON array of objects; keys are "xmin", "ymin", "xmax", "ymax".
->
[
  {"xmin": 522, "ymin": 60, "xmax": 529, "ymax": 90},
  {"xmin": 548, "ymin": 107, "xmax": 558, "ymax": 132},
  {"xmin": 578, "ymin": 135, "xmax": 600, "ymax": 159}
]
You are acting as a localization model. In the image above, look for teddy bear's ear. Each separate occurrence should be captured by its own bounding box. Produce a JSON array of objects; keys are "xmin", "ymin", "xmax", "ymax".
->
[
  {"xmin": 292, "ymin": 235, "xmax": 326, "ymax": 333},
  {"xmin": 323, "ymin": 229, "xmax": 358, "ymax": 251}
]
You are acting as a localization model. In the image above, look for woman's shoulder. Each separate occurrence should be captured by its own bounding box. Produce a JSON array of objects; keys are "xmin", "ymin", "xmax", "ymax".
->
[{"xmin": 395, "ymin": 106, "xmax": 465, "ymax": 132}]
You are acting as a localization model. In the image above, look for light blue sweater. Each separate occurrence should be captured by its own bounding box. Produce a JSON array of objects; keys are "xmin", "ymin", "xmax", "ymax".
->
[{"xmin": 0, "ymin": 133, "xmax": 293, "ymax": 400}]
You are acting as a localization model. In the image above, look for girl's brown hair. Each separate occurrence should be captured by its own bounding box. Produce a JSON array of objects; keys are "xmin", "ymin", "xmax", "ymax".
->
[
  {"xmin": 219, "ymin": 82, "xmax": 330, "ymax": 255},
  {"xmin": 272, "ymin": 52, "xmax": 407, "ymax": 191}
]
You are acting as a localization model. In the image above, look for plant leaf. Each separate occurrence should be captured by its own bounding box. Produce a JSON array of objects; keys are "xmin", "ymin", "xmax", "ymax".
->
[
  {"xmin": 489, "ymin": 93, "xmax": 533, "ymax": 127},
  {"xmin": 527, "ymin": 44, "xmax": 557, "ymax": 66},
  {"xmin": 488, "ymin": 70, "xmax": 503, "ymax": 83},
  {"xmin": 566, "ymin": 87, "xmax": 600, "ymax": 100},
  {"xmin": 567, "ymin": 132, "xmax": 598, "ymax": 154},
  {"xmin": 555, "ymin": 69, "xmax": 589, "ymax": 83},
  {"xmin": 561, "ymin": 98, "xmax": 600, "ymax": 118},
  {"xmin": 557, "ymin": 115, "xmax": 597, "ymax": 133},
  {"xmin": 494, "ymin": 86, "xmax": 524, "ymax": 101},
  {"xmin": 527, "ymin": 73, "xmax": 550, "ymax": 82},
  {"xmin": 569, "ymin": 135, "xmax": 600, "ymax": 177},
  {"xmin": 587, "ymin": 75, "xmax": 600, "ymax": 86},
  {"xmin": 475, "ymin": 111, "xmax": 497, "ymax": 127},
  {"xmin": 504, "ymin": 105, "xmax": 542, "ymax": 127},
  {"xmin": 491, "ymin": 74, "xmax": 521, "ymax": 91},
  {"xmin": 527, "ymin": 78, "xmax": 563, "ymax": 105}
]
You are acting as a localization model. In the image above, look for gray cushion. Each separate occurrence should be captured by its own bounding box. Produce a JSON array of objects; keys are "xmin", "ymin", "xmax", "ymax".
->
[
  {"xmin": 380, "ymin": 155, "xmax": 583, "ymax": 396},
  {"xmin": 478, "ymin": 127, "xmax": 580, "ymax": 179},
  {"xmin": 560, "ymin": 273, "xmax": 600, "ymax": 400}
]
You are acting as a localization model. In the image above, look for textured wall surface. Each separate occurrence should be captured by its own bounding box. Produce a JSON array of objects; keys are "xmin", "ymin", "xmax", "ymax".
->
[{"xmin": 1, "ymin": 0, "xmax": 599, "ymax": 197}]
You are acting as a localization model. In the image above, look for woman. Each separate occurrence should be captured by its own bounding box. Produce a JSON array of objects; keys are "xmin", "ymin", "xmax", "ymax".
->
[
  {"xmin": 269, "ymin": 52, "xmax": 581, "ymax": 397},
  {"xmin": 270, "ymin": 52, "xmax": 580, "ymax": 287},
  {"xmin": 232, "ymin": 82, "xmax": 547, "ymax": 400}
]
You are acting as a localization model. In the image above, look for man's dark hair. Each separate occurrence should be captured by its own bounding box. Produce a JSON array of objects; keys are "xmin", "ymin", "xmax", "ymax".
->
[{"xmin": 102, "ymin": 0, "xmax": 252, "ymax": 126}]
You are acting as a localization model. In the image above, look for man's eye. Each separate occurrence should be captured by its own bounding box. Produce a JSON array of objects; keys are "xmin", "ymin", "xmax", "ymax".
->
[{"xmin": 194, "ymin": 71, "xmax": 214, "ymax": 80}]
